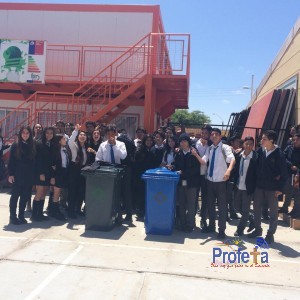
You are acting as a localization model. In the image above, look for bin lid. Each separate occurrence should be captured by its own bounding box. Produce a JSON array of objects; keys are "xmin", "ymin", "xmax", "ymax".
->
[
  {"xmin": 95, "ymin": 166, "xmax": 124, "ymax": 174},
  {"xmin": 142, "ymin": 168, "xmax": 180, "ymax": 180}
]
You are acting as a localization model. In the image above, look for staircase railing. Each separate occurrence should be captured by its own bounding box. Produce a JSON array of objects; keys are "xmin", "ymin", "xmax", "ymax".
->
[{"xmin": 0, "ymin": 33, "xmax": 190, "ymax": 140}]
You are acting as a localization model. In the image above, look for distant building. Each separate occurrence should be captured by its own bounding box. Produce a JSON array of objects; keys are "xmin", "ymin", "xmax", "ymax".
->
[{"xmin": 241, "ymin": 17, "xmax": 300, "ymax": 146}]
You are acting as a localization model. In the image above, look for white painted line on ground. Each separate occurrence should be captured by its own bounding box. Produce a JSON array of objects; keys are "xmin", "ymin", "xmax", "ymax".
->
[
  {"xmin": 24, "ymin": 245, "xmax": 83, "ymax": 300},
  {"xmin": 1, "ymin": 235, "xmax": 300, "ymax": 265}
]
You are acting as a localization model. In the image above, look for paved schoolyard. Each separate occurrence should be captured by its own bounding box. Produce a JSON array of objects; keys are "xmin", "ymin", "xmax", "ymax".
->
[{"xmin": 0, "ymin": 190, "xmax": 299, "ymax": 300}]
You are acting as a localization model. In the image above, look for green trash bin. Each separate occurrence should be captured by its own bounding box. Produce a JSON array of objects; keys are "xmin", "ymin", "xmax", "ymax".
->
[{"xmin": 82, "ymin": 164, "xmax": 125, "ymax": 231}]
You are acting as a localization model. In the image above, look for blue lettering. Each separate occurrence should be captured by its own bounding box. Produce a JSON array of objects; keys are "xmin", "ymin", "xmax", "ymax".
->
[
  {"xmin": 228, "ymin": 252, "xmax": 236, "ymax": 263},
  {"xmin": 241, "ymin": 252, "xmax": 250, "ymax": 263},
  {"xmin": 261, "ymin": 252, "xmax": 269, "ymax": 263},
  {"xmin": 213, "ymin": 248, "xmax": 222, "ymax": 263}
]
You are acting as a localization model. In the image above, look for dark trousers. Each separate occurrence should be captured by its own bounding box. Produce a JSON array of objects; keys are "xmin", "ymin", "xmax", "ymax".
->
[
  {"xmin": 253, "ymin": 187, "xmax": 278, "ymax": 234},
  {"xmin": 121, "ymin": 165, "xmax": 133, "ymax": 216},
  {"xmin": 9, "ymin": 182, "xmax": 32, "ymax": 218},
  {"xmin": 68, "ymin": 163, "xmax": 86, "ymax": 214},
  {"xmin": 199, "ymin": 175, "xmax": 208, "ymax": 220},
  {"xmin": 207, "ymin": 180, "xmax": 227, "ymax": 232},
  {"xmin": 282, "ymin": 176, "xmax": 300, "ymax": 210},
  {"xmin": 234, "ymin": 189, "xmax": 252, "ymax": 231},
  {"xmin": 178, "ymin": 186, "xmax": 197, "ymax": 228},
  {"xmin": 226, "ymin": 181, "xmax": 236, "ymax": 214}
]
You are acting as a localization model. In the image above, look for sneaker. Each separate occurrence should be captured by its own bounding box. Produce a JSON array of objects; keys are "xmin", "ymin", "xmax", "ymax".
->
[
  {"xmin": 265, "ymin": 232, "xmax": 274, "ymax": 244},
  {"xmin": 10, "ymin": 216, "xmax": 21, "ymax": 225},
  {"xmin": 217, "ymin": 231, "xmax": 226, "ymax": 239},
  {"xmin": 248, "ymin": 229, "xmax": 263, "ymax": 238}
]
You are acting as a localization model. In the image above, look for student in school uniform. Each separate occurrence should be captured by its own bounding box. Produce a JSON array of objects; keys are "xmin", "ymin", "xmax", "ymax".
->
[
  {"xmin": 151, "ymin": 131, "xmax": 166, "ymax": 168},
  {"xmin": 192, "ymin": 128, "xmax": 235, "ymax": 239},
  {"xmin": 31, "ymin": 127, "xmax": 55, "ymax": 222},
  {"xmin": 173, "ymin": 134, "xmax": 200, "ymax": 232},
  {"xmin": 8, "ymin": 126, "xmax": 36, "ymax": 225},
  {"xmin": 248, "ymin": 130, "xmax": 288, "ymax": 244},
  {"xmin": 51, "ymin": 134, "xmax": 71, "ymax": 220},
  {"xmin": 232, "ymin": 136, "xmax": 257, "ymax": 236},
  {"xmin": 68, "ymin": 124, "xmax": 89, "ymax": 218}
]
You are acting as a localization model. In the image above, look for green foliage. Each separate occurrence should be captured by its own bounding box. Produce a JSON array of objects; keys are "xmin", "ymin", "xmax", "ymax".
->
[{"xmin": 171, "ymin": 109, "xmax": 210, "ymax": 125}]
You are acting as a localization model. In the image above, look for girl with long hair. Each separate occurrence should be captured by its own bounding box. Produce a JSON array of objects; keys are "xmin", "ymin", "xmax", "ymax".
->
[
  {"xmin": 68, "ymin": 124, "xmax": 88, "ymax": 218},
  {"xmin": 87, "ymin": 127, "xmax": 102, "ymax": 164},
  {"xmin": 51, "ymin": 134, "xmax": 71, "ymax": 220},
  {"xmin": 8, "ymin": 126, "xmax": 36, "ymax": 224},
  {"xmin": 31, "ymin": 127, "xmax": 55, "ymax": 222},
  {"xmin": 161, "ymin": 136, "xmax": 178, "ymax": 170}
]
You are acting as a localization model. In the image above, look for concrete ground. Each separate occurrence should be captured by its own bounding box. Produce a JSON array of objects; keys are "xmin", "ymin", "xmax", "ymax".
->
[{"xmin": 0, "ymin": 190, "xmax": 299, "ymax": 300}]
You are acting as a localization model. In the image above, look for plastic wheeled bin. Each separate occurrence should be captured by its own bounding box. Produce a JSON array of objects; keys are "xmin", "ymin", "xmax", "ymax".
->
[
  {"xmin": 142, "ymin": 168, "xmax": 180, "ymax": 235},
  {"xmin": 82, "ymin": 164, "xmax": 124, "ymax": 231}
]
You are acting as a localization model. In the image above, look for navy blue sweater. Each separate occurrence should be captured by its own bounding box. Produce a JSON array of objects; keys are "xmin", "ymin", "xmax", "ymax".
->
[{"xmin": 256, "ymin": 146, "xmax": 288, "ymax": 192}]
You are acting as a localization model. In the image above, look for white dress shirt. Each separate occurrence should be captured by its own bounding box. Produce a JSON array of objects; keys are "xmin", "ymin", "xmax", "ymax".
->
[
  {"xmin": 237, "ymin": 150, "xmax": 253, "ymax": 190},
  {"xmin": 96, "ymin": 140, "xmax": 127, "ymax": 164},
  {"xmin": 202, "ymin": 141, "xmax": 235, "ymax": 182},
  {"xmin": 195, "ymin": 139, "xmax": 209, "ymax": 175},
  {"xmin": 69, "ymin": 129, "xmax": 87, "ymax": 165}
]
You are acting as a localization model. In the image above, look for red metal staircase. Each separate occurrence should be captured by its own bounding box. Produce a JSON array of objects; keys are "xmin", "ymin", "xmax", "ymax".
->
[{"xmin": 0, "ymin": 33, "xmax": 190, "ymax": 140}]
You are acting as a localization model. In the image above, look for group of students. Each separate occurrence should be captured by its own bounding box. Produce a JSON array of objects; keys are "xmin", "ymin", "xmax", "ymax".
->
[{"xmin": 3, "ymin": 121, "xmax": 300, "ymax": 244}]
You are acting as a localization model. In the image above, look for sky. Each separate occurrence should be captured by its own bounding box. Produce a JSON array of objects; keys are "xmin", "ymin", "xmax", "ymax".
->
[{"xmin": 2, "ymin": 0, "xmax": 300, "ymax": 125}]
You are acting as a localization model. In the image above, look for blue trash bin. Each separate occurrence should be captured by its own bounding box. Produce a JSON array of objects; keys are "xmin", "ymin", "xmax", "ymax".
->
[{"xmin": 142, "ymin": 168, "xmax": 180, "ymax": 235}]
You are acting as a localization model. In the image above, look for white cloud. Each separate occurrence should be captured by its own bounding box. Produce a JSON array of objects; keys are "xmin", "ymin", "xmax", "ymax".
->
[
  {"xmin": 222, "ymin": 99, "xmax": 231, "ymax": 104},
  {"xmin": 231, "ymin": 89, "xmax": 246, "ymax": 95}
]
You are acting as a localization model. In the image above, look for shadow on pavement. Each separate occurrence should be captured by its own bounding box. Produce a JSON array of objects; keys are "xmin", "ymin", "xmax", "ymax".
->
[
  {"xmin": 270, "ymin": 242, "xmax": 300, "ymax": 258},
  {"xmin": 80, "ymin": 225, "xmax": 128, "ymax": 240}
]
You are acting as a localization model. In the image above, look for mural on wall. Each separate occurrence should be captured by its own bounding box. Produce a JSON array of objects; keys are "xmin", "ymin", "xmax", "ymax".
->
[{"xmin": 0, "ymin": 39, "xmax": 46, "ymax": 83}]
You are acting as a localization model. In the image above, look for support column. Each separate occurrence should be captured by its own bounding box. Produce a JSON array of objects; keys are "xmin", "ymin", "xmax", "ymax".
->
[{"xmin": 144, "ymin": 75, "xmax": 156, "ymax": 133}]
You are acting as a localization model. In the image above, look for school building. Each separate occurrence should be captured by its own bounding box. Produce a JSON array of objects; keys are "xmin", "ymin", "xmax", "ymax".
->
[
  {"xmin": 227, "ymin": 17, "xmax": 300, "ymax": 146},
  {"xmin": 0, "ymin": 3, "xmax": 190, "ymax": 139}
]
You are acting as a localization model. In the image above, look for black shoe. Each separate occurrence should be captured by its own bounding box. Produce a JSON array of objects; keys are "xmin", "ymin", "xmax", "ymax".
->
[
  {"xmin": 278, "ymin": 207, "xmax": 288, "ymax": 214},
  {"xmin": 10, "ymin": 216, "xmax": 21, "ymax": 225},
  {"xmin": 202, "ymin": 226, "xmax": 215, "ymax": 233},
  {"xmin": 234, "ymin": 229, "xmax": 244, "ymax": 237},
  {"xmin": 265, "ymin": 232, "xmax": 274, "ymax": 244},
  {"xmin": 247, "ymin": 219, "xmax": 255, "ymax": 233},
  {"xmin": 230, "ymin": 213, "xmax": 240, "ymax": 219},
  {"xmin": 18, "ymin": 217, "xmax": 28, "ymax": 224},
  {"xmin": 184, "ymin": 225, "xmax": 194, "ymax": 233},
  {"xmin": 217, "ymin": 231, "xmax": 226, "ymax": 239},
  {"xmin": 124, "ymin": 214, "xmax": 133, "ymax": 222},
  {"xmin": 248, "ymin": 229, "xmax": 263, "ymax": 238}
]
